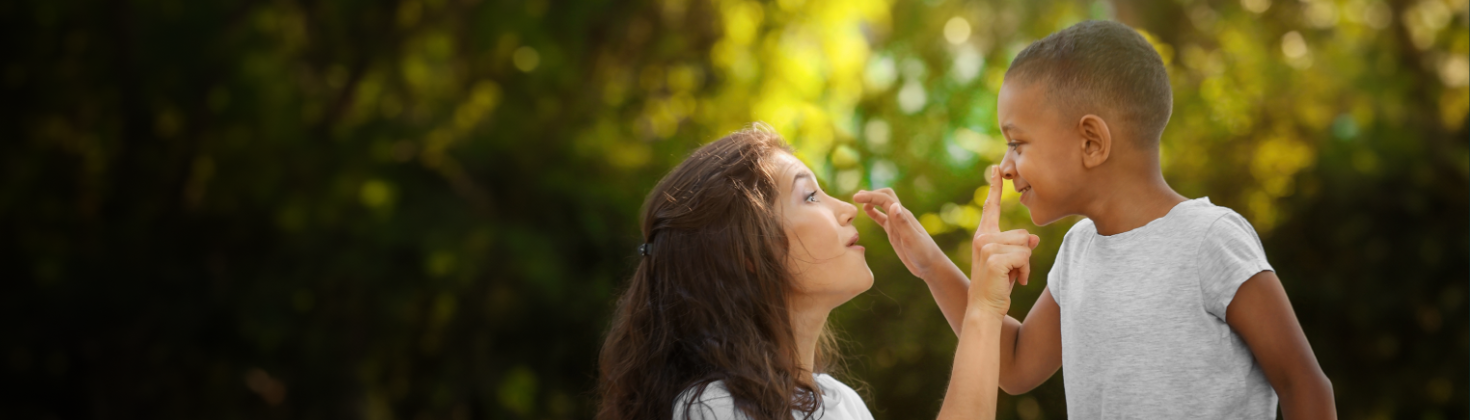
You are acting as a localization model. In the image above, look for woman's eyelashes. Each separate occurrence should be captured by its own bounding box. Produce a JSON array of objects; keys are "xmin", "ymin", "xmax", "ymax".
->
[{"xmin": 805, "ymin": 190, "xmax": 819, "ymax": 203}]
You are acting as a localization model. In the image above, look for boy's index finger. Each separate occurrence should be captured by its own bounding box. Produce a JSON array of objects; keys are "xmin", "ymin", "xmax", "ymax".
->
[
  {"xmin": 979, "ymin": 165, "xmax": 1005, "ymax": 234},
  {"xmin": 852, "ymin": 190, "xmax": 898, "ymax": 210}
]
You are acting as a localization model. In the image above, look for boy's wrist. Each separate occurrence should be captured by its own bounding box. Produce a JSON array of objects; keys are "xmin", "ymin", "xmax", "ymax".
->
[{"xmin": 919, "ymin": 256, "xmax": 964, "ymax": 285}]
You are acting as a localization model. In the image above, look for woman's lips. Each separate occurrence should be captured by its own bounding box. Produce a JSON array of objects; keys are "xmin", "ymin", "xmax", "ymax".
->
[{"xmin": 847, "ymin": 233, "xmax": 863, "ymax": 250}]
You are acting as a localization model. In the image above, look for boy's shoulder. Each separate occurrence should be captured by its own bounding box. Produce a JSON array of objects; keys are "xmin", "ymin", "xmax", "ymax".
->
[
  {"xmin": 1055, "ymin": 217, "xmax": 1096, "ymax": 258},
  {"xmin": 1061, "ymin": 216, "xmax": 1096, "ymax": 240},
  {"xmin": 1169, "ymin": 196, "xmax": 1237, "ymax": 222},
  {"xmin": 1057, "ymin": 197, "xmax": 1254, "ymax": 248},
  {"xmin": 1167, "ymin": 197, "xmax": 1259, "ymax": 238}
]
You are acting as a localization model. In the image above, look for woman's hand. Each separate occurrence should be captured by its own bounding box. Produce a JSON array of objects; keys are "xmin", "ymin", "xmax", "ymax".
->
[
  {"xmin": 853, "ymin": 188, "xmax": 948, "ymax": 282},
  {"xmin": 969, "ymin": 166, "xmax": 1039, "ymax": 317}
]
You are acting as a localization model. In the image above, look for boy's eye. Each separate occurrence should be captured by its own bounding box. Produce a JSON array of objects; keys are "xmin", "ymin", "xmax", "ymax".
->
[{"xmin": 1007, "ymin": 142, "xmax": 1022, "ymax": 154}]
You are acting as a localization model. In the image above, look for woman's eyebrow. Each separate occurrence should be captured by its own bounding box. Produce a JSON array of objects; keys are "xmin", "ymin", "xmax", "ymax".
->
[{"xmin": 792, "ymin": 172, "xmax": 811, "ymax": 189}]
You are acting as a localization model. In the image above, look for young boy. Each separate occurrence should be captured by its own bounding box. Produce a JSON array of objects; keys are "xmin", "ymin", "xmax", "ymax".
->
[{"xmin": 855, "ymin": 20, "xmax": 1336, "ymax": 418}]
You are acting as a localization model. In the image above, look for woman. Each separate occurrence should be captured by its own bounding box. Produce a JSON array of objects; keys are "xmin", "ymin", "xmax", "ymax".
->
[{"xmin": 596, "ymin": 125, "xmax": 1026, "ymax": 420}]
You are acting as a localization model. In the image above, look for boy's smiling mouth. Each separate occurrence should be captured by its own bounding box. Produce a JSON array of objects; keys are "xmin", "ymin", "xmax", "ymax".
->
[{"xmin": 1014, "ymin": 181, "xmax": 1033, "ymax": 203}]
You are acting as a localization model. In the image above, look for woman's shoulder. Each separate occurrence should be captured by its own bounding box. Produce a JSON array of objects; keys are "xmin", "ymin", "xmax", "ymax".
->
[
  {"xmin": 814, "ymin": 374, "xmax": 874, "ymax": 420},
  {"xmin": 813, "ymin": 374, "xmax": 861, "ymax": 401},
  {"xmin": 672, "ymin": 375, "xmax": 872, "ymax": 420},
  {"xmin": 673, "ymin": 380, "xmax": 743, "ymax": 420}
]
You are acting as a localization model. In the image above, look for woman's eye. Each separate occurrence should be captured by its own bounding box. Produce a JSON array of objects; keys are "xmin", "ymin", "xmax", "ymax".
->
[{"xmin": 805, "ymin": 191, "xmax": 818, "ymax": 203}]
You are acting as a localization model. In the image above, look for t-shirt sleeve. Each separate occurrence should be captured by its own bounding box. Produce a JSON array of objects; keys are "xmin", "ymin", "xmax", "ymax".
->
[
  {"xmin": 1046, "ymin": 218, "xmax": 1091, "ymax": 306},
  {"xmin": 1046, "ymin": 256, "xmax": 1064, "ymax": 305},
  {"xmin": 1195, "ymin": 212, "xmax": 1274, "ymax": 322}
]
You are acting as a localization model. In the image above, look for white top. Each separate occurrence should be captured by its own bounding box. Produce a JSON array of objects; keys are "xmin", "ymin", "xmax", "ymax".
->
[
  {"xmin": 672, "ymin": 374, "xmax": 874, "ymax": 420},
  {"xmin": 1049, "ymin": 197, "xmax": 1278, "ymax": 418}
]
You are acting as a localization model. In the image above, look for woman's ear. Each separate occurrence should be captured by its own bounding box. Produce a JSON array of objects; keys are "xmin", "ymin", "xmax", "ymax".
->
[{"xmin": 1078, "ymin": 114, "xmax": 1112, "ymax": 169}]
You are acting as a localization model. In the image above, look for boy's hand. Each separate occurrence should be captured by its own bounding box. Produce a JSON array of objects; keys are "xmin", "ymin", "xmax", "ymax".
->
[
  {"xmin": 970, "ymin": 166, "xmax": 1041, "ymax": 316},
  {"xmin": 853, "ymin": 188, "xmax": 948, "ymax": 282}
]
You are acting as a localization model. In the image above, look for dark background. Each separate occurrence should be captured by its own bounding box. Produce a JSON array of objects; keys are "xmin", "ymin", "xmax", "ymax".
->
[{"xmin": 1, "ymin": 0, "xmax": 1466, "ymax": 418}]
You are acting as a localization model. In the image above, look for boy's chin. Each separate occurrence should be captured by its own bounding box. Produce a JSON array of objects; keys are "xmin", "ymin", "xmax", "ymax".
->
[{"xmin": 1025, "ymin": 205, "xmax": 1064, "ymax": 226}]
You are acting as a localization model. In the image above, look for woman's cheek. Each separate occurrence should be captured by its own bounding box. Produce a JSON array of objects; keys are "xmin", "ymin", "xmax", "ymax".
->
[
  {"xmin": 789, "ymin": 219, "xmax": 821, "ymax": 260},
  {"xmin": 798, "ymin": 212, "xmax": 830, "ymax": 249}
]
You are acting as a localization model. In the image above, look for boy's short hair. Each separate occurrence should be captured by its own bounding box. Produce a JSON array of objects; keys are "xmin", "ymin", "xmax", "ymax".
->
[{"xmin": 1005, "ymin": 20, "xmax": 1172, "ymax": 148}]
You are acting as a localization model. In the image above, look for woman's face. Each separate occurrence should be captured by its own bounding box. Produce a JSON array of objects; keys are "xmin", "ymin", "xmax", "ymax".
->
[{"xmin": 771, "ymin": 152, "xmax": 873, "ymax": 308}]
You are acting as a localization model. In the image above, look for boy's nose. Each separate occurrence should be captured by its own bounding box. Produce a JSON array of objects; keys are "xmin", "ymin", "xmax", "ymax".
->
[{"xmin": 999, "ymin": 155, "xmax": 1019, "ymax": 180}]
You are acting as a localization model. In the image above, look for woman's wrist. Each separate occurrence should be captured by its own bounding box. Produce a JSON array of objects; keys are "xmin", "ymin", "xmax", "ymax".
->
[
  {"xmin": 963, "ymin": 304, "xmax": 1008, "ymax": 324},
  {"xmin": 967, "ymin": 277, "xmax": 1011, "ymax": 318}
]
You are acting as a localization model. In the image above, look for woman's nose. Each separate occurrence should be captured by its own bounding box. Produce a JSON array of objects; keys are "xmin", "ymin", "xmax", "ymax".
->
[{"xmin": 836, "ymin": 198, "xmax": 858, "ymax": 225}]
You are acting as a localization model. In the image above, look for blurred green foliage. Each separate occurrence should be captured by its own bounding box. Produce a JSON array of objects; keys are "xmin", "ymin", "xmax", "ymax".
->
[{"xmin": 1, "ymin": 0, "xmax": 1466, "ymax": 419}]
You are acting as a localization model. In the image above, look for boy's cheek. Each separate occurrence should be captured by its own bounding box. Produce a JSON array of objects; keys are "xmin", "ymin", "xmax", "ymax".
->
[
  {"xmin": 1023, "ymin": 202, "xmax": 1048, "ymax": 226},
  {"xmin": 1021, "ymin": 199, "xmax": 1041, "ymax": 220},
  {"xmin": 1019, "ymin": 191, "xmax": 1051, "ymax": 225}
]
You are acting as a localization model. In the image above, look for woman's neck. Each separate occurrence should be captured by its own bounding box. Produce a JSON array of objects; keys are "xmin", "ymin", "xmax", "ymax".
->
[{"xmin": 787, "ymin": 296, "xmax": 831, "ymax": 387}]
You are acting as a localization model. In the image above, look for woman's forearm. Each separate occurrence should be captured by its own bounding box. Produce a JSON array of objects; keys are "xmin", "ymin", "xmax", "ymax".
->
[
  {"xmin": 927, "ymin": 261, "xmax": 1025, "ymax": 388},
  {"xmin": 936, "ymin": 309, "xmax": 1005, "ymax": 420}
]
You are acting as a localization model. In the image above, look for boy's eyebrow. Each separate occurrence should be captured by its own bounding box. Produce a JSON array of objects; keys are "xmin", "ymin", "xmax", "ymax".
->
[{"xmin": 1001, "ymin": 122, "xmax": 1024, "ymax": 134}]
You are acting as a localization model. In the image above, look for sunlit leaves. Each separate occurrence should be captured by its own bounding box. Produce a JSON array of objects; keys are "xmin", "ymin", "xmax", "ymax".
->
[{"xmin": 4, "ymin": 0, "xmax": 1466, "ymax": 418}]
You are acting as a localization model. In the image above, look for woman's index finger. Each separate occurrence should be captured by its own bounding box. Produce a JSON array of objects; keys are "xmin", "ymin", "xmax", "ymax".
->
[{"xmin": 979, "ymin": 165, "xmax": 1005, "ymax": 234}]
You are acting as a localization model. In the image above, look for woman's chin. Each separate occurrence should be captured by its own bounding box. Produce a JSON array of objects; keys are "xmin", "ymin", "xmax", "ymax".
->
[
  {"xmin": 835, "ymin": 265, "xmax": 875, "ymax": 302},
  {"xmin": 851, "ymin": 255, "xmax": 874, "ymax": 288},
  {"xmin": 851, "ymin": 266, "xmax": 875, "ymax": 294}
]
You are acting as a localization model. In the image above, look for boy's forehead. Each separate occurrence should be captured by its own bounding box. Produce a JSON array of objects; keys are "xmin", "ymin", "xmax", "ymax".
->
[{"xmin": 997, "ymin": 81, "xmax": 1049, "ymax": 129}]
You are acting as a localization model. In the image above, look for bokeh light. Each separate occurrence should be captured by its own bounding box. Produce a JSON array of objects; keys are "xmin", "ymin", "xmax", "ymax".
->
[{"xmin": 0, "ymin": 0, "xmax": 1465, "ymax": 419}]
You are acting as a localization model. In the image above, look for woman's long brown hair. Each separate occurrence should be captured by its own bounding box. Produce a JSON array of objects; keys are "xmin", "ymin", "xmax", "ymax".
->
[{"xmin": 596, "ymin": 126, "xmax": 842, "ymax": 420}]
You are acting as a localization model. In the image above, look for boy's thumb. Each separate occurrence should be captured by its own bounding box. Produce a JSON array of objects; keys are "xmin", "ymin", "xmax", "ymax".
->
[{"xmin": 1029, "ymin": 234, "xmax": 1040, "ymax": 249}]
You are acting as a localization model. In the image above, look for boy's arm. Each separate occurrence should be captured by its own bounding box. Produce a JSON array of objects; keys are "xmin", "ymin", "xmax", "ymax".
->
[
  {"xmin": 924, "ymin": 264, "xmax": 1063, "ymax": 395},
  {"xmin": 852, "ymin": 188, "xmax": 984, "ymax": 332},
  {"xmin": 998, "ymin": 287, "xmax": 1062, "ymax": 394},
  {"xmin": 851, "ymin": 189, "xmax": 973, "ymax": 333},
  {"xmin": 1226, "ymin": 271, "xmax": 1336, "ymax": 420},
  {"xmin": 855, "ymin": 169, "xmax": 1061, "ymax": 396},
  {"xmin": 919, "ymin": 258, "xmax": 974, "ymax": 334}
]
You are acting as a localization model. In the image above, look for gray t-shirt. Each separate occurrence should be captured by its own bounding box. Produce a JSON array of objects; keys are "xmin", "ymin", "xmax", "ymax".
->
[{"xmin": 1049, "ymin": 197, "xmax": 1278, "ymax": 418}]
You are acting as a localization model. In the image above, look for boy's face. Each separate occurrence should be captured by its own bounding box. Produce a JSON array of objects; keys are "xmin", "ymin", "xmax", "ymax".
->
[{"xmin": 996, "ymin": 81, "xmax": 1087, "ymax": 226}]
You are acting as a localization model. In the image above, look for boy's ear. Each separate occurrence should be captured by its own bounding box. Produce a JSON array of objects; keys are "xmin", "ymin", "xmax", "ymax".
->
[{"xmin": 1077, "ymin": 114, "xmax": 1112, "ymax": 169}]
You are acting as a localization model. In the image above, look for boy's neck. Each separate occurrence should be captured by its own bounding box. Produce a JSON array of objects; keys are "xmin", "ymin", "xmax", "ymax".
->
[{"xmin": 1080, "ymin": 163, "xmax": 1188, "ymax": 236}]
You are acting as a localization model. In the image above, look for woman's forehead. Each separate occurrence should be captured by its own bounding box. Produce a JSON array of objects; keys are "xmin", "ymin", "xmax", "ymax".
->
[{"xmin": 769, "ymin": 152, "xmax": 810, "ymax": 187}]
